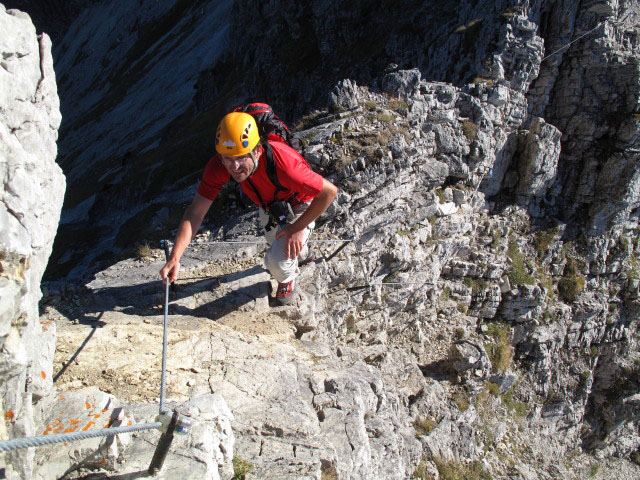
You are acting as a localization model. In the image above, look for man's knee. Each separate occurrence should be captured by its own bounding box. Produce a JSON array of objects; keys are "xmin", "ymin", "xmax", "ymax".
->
[{"xmin": 264, "ymin": 248, "xmax": 297, "ymax": 283}]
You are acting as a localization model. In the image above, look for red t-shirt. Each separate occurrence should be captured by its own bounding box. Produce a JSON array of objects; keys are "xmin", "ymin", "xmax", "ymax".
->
[{"xmin": 197, "ymin": 141, "xmax": 323, "ymax": 207}]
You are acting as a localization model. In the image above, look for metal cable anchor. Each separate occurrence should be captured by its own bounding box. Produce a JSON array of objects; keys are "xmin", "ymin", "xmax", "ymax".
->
[{"xmin": 148, "ymin": 409, "xmax": 191, "ymax": 475}]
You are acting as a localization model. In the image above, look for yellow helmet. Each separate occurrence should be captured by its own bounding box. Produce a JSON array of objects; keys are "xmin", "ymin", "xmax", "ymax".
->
[{"xmin": 215, "ymin": 112, "xmax": 260, "ymax": 156}]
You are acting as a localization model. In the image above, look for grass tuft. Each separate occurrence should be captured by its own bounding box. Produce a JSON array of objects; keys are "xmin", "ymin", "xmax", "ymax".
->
[
  {"xmin": 558, "ymin": 257, "xmax": 585, "ymax": 302},
  {"xmin": 452, "ymin": 391, "xmax": 470, "ymax": 412},
  {"xmin": 414, "ymin": 416, "xmax": 437, "ymax": 436},
  {"xmin": 507, "ymin": 240, "xmax": 535, "ymax": 285},
  {"xmin": 233, "ymin": 455, "xmax": 254, "ymax": 480},
  {"xmin": 485, "ymin": 322, "xmax": 512, "ymax": 373},
  {"xmin": 461, "ymin": 120, "xmax": 478, "ymax": 142},
  {"xmin": 135, "ymin": 242, "xmax": 153, "ymax": 260},
  {"xmin": 432, "ymin": 457, "xmax": 492, "ymax": 480}
]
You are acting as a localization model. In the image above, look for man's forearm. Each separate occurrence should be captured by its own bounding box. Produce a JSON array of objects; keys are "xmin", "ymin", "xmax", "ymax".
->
[
  {"xmin": 170, "ymin": 217, "xmax": 199, "ymax": 262},
  {"xmin": 290, "ymin": 180, "xmax": 337, "ymax": 232},
  {"xmin": 170, "ymin": 193, "xmax": 212, "ymax": 261}
]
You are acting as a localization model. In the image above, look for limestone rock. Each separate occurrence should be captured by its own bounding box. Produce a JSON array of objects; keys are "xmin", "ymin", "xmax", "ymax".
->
[
  {"xmin": 449, "ymin": 340, "xmax": 492, "ymax": 380},
  {"xmin": 0, "ymin": 5, "xmax": 64, "ymax": 479},
  {"xmin": 329, "ymin": 79, "xmax": 359, "ymax": 110},
  {"xmin": 515, "ymin": 117, "xmax": 562, "ymax": 199},
  {"xmin": 381, "ymin": 68, "xmax": 421, "ymax": 97}
]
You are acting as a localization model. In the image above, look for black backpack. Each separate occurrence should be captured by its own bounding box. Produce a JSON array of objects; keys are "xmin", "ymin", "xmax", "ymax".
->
[
  {"xmin": 233, "ymin": 103, "xmax": 292, "ymax": 146},
  {"xmin": 232, "ymin": 103, "xmax": 295, "ymax": 200}
]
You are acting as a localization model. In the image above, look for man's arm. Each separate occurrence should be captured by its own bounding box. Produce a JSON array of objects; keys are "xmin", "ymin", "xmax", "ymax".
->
[
  {"xmin": 160, "ymin": 193, "xmax": 213, "ymax": 283},
  {"xmin": 275, "ymin": 178, "xmax": 338, "ymax": 259}
]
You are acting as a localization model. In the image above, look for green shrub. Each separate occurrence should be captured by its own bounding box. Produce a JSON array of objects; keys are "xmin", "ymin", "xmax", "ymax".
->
[
  {"xmin": 558, "ymin": 276, "xmax": 585, "ymax": 302},
  {"xmin": 441, "ymin": 287, "xmax": 451, "ymax": 302},
  {"xmin": 534, "ymin": 227, "xmax": 560, "ymax": 259},
  {"xmin": 558, "ymin": 258, "xmax": 585, "ymax": 302},
  {"xmin": 628, "ymin": 253, "xmax": 639, "ymax": 280},
  {"xmin": 321, "ymin": 465, "xmax": 339, "ymax": 480},
  {"xmin": 464, "ymin": 276, "xmax": 490, "ymax": 293},
  {"xmin": 382, "ymin": 271, "xmax": 399, "ymax": 283},
  {"xmin": 233, "ymin": 455, "xmax": 253, "ymax": 479},
  {"xmin": 452, "ymin": 391, "xmax": 470, "ymax": 412},
  {"xmin": 485, "ymin": 343, "xmax": 512, "ymax": 373},
  {"xmin": 485, "ymin": 381, "xmax": 500, "ymax": 396},
  {"xmin": 486, "ymin": 322, "xmax": 510, "ymax": 344},
  {"xmin": 363, "ymin": 100, "xmax": 378, "ymax": 110},
  {"xmin": 414, "ymin": 417, "xmax": 437, "ymax": 436},
  {"xmin": 485, "ymin": 322, "xmax": 512, "ymax": 373},
  {"xmin": 501, "ymin": 389, "xmax": 528, "ymax": 417},
  {"xmin": 507, "ymin": 240, "xmax": 535, "ymax": 285},
  {"xmin": 491, "ymin": 228, "xmax": 502, "ymax": 249},
  {"xmin": 432, "ymin": 457, "xmax": 492, "ymax": 480},
  {"xmin": 389, "ymin": 97, "xmax": 409, "ymax": 111},
  {"xmin": 412, "ymin": 459, "xmax": 431, "ymax": 479},
  {"xmin": 294, "ymin": 111, "xmax": 324, "ymax": 130},
  {"xmin": 375, "ymin": 112, "xmax": 395, "ymax": 123}
]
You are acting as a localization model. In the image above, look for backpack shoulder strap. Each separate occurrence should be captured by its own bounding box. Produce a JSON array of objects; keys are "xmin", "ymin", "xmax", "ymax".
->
[{"xmin": 265, "ymin": 142, "xmax": 297, "ymax": 202}]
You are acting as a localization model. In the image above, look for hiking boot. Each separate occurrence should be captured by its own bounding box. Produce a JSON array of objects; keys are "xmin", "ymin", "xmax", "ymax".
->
[{"xmin": 275, "ymin": 279, "xmax": 296, "ymax": 305}]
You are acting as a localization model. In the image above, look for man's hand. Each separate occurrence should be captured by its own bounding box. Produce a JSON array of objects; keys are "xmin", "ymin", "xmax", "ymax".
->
[
  {"xmin": 275, "ymin": 224, "xmax": 305, "ymax": 259},
  {"xmin": 160, "ymin": 258, "xmax": 180, "ymax": 284}
]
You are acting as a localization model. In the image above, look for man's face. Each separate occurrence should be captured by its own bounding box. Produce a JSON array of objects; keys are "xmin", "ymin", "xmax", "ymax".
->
[{"xmin": 220, "ymin": 152, "xmax": 255, "ymax": 182}]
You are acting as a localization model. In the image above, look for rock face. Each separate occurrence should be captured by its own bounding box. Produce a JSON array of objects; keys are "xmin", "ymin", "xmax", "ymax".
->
[
  {"xmin": 40, "ymin": 72, "xmax": 640, "ymax": 478},
  {"xmin": 0, "ymin": 4, "xmax": 64, "ymax": 479},
  {"xmin": 11, "ymin": 0, "xmax": 632, "ymax": 284},
  {"xmin": 527, "ymin": 0, "xmax": 640, "ymax": 235}
]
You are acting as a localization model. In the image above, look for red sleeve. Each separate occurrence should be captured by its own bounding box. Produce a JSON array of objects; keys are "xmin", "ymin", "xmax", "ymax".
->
[
  {"xmin": 271, "ymin": 143, "xmax": 324, "ymax": 198},
  {"xmin": 196, "ymin": 155, "xmax": 231, "ymax": 201}
]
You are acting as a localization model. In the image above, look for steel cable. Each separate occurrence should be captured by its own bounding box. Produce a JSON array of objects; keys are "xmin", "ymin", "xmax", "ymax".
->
[
  {"xmin": 187, "ymin": 238, "xmax": 353, "ymax": 245},
  {"xmin": 0, "ymin": 422, "xmax": 163, "ymax": 453}
]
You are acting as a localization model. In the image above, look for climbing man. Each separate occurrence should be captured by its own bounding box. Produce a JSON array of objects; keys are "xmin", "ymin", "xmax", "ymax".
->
[{"xmin": 160, "ymin": 111, "xmax": 337, "ymax": 305}]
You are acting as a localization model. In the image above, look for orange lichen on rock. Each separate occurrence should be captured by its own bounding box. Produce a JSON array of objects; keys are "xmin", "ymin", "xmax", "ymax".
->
[
  {"xmin": 4, "ymin": 410, "xmax": 14, "ymax": 420},
  {"xmin": 43, "ymin": 417, "xmax": 64, "ymax": 434},
  {"xmin": 41, "ymin": 370, "xmax": 47, "ymax": 379},
  {"xmin": 81, "ymin": 420, "xmax": 96, "ymax": 431}
]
